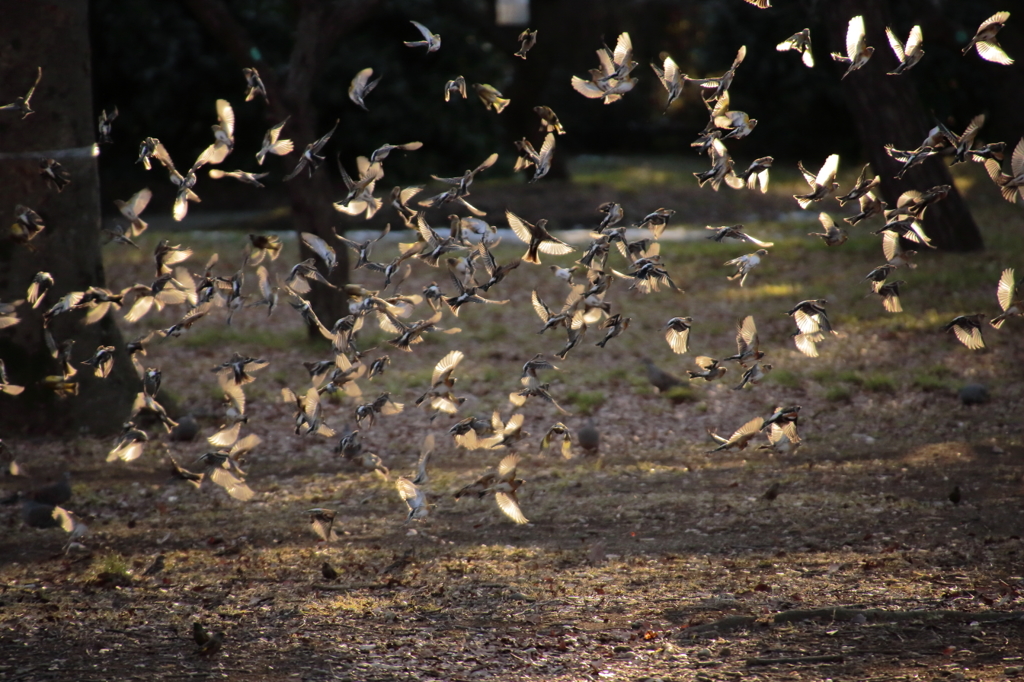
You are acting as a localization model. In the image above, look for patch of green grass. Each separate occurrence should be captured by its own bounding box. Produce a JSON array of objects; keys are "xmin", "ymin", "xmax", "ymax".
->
[
  {"xmin": 180, "ymin": 324, "xmax": 314, "ymax": 351},
  {"xmin": 862, "ymin": 373, "xmax": 897, "ymax": 393},
  {"xmin": 837, "ymin": 370, "xmax": 863, "ymax": 385},
  {"xmin": 564, "ymin": 390, "xmax": 606, "ymax": 415},
  {"xmin": 825, "ymin": 385, "xmax": 852, "ymax": 402},
  {"xmin": 912, "ymin": 374, "xmax": 951, "ymax": 393},
  {"xmin": 770, "ymin": 369, "xmax": 801, "ymax": 390},
  {"xmin": 664, "ymin": 385, "xmax": 697, "ymax": 404},
  {"xmin": 99, "ymin": 552, "xmax": 130, "ymax": 578}
]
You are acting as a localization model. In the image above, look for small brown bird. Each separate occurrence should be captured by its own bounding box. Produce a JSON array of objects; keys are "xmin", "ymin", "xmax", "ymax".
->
[
  {"xmin": 688, "ymin": 356, "xmax": 727, "ymax": 382},
  {"xmin": 991, "ymin": 268, "xmax": 1021, "ymax": 329},
  {"xmin": 321, "ymin": 562, "xmax": 339, "ymax": 581},
  {"xmin": 942, "ymin": 314, "xmax": 986, "ymax": 350},
  {"xmin": 794, "ymin": 155, "xmax": 840, "ymax": 208},
  {"xmin": 830, "ymin": 15, "xmax": 874, "ymax": 79},
  {"xmin": 707, "ymin": 416, "xmax": 765, "ymax": 452},
  {"xmin": 515, "ymin": 28, "xmax": 538, "ymax": 59},
  {"xmin": 808, "ymin": 212, "xmax": 848, "ymax": 246},
  {"xmin": 663, "ymin": 316, "xmax": 692, "ymax": 354},
  {"xmin": 506, "ymin": 210, "xmax": 574, "ymax": 265},
  {"xmin": 963, "ymin": 11, "xmax": 1013, "ymax": 65}
]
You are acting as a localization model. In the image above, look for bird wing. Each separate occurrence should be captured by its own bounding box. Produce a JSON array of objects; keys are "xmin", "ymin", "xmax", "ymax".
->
[
  {"xmin": 976, "ymin": 40, "xmax": 1013, "ymax": 65},
  {"xmin": 432, "ymin": 349, "xmax": 464, "ymax": 385},
  {"xmin": 997, "ymin": 268, "xmax": 1016, "ymax": 312},
  {"xmin": 816, "ymin": 154, "xmax": 840, "ymax": 187},
  {"xmin": 409, "ymin": 20, "xmax": 433, "ymax": 41},
  {"xmin": 885, "ymin": 27, "xmax": 905, "ymax": 61},
  {"xmin": 216, "ymin": 99, "xmax": 234, "ymax": 139},
  {"xmin": 728, "ymin": 416, "xmax": 765, "ymax": 444},
  {"xmin": 505, "ymin": 210, "xmax": 535, "ymax": 245},
  {"xmin": 736, "ymin": 315, "xmax": 758, "ymax": 353},
  {"xmin": 846, "ymin": 15, "xmax": 866, "ymax": 60},
  {"xmin": 905, "ymin": 25, "xmax": 923, "ymax": 56},
  {"xmin": 572, "ymin": 76, "xmax": 606, "ymax": 98},
  {"xmin": 495, "ymin": 492, "xmax": 529, "ymax": 524}
]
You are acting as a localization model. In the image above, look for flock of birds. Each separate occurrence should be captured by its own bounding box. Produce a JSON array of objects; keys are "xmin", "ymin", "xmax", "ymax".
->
[{"xmin": 1, "ymin": 6, "xmax": 1022, "ymax": 553}]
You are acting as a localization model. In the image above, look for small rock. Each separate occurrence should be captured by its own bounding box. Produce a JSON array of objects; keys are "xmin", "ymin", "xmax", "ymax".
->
[{"xmin": 958, "ymin": 383, "xmax": 989, "ymax": 406}]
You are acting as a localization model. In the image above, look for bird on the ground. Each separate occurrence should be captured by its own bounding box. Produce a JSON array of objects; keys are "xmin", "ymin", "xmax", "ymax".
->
[
  {"xmin": 886, "ymin": 25, "xmax": 924, "ymax": 75},
  {"xmin": 143, "ymin": 555, "xmax": 166, "ymax": 576},
  {"xmin": 831, "ymin": 15, "xmax": 874, "ymax": 79},
  {"xmin": 28, "ymin": 471, "xmax": 72, "ymax": 506},
  {"xmin": 963, "ymin": 11, "xmax": 1013, "ymax": 65},
  {"xmin": 321, "ymin": 562, "xmax": 338, "ymax": 581},
  {"xmin": 578, "ymin": 418, "xmax": 600, "ymax": 455},
  {"xmin": 641, "ymin": 357, "xmax": 682, "ymax": 391},
  {"xmin": 405, "ymin": 20, "xmax": 441, "ymax": 52},
  {"xmin": 777, "ymin": 28, "xmax": 814, "ymax": 68}
]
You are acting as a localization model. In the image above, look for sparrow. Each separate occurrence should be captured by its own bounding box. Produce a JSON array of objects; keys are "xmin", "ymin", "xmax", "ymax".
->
[
  {"xmin": 102, "ymin": 224, "xmax": 139, "ymax": 249},
  {"xmin": 131, "ymin": 391, "xmax": 178, "ymax": 433},
  {"xmin": 863, "ymin": 263, "xmax": 896, "ymax": 292},
  {"xmin": 415, "ymin": 350, "xmax": 465, "ymax": 416},
  {"xmin": 154, "ymin": 239, "xmax": 192, "ymax": 276},
  {"xmin": 760, "ymin": 422, "xmax": 802, "ymax": 456},
  {"xmin": 25, "ymin": 272, "xmax": 54, "ymax": 309},
  {"xmin": 122, "ymin": 270, "xmax": 194, "ymax": 323},
  {"xmin": 836, "ymin": 164, "xmax": 880, "ymax": 206},
  {"xmin": 991, "ymin": 268, "xmax": 1022, "ymax": 329},
  {"xmin": 213, "ymin": 353, "xmax": 269, "ymax": 387},
  {"xmin": 636, "ymin": 208, "xmax": 677, "ymax": 239},
  {"xmin": 506, "ymin": 210, "xmax": 574, "ymax": 264},
  {"xmin": 694, "ymin": 138, "xmax": 744, "ymax": 191},
  {"xmin": 334, "ymin": 155, "xmax": 383, "ymax": 219},
  {"xmin": 787, "ymin": 299, "xmax": 836, "ymax": 335},
  {"xmin": 0, "ymin": 67, "xmax": 42, "ymax": 118},
  {"xmin": 940, "ymin": 114, "xmax": 986, "ymax": 164},
  {"xmin": 886, "ymin": 25, "xmax": 924, "ymax": 75},
  {"xmin": 707, "ymin": 416, "xmax": 765, "ymax": 452},
  {"xmin": 242, "ymin": 67, "xmax": 268, "ymax": 102},
  {"xmin": 397, "ymin": 478, "xmax": 429, "ymax": 521},
  {"xmin": 207, "ymin": 169, "xmax": 268, "ymax": 187},
  {"xmin": 472, "ymin": 83, "xmax": 510, "ymax": 113},
  {"xmin": 595, "ymin": 313, "xmax": 630, "ymax": 348},
  {"xmin": 540, "ymin": 422, "xmax": 573, "ymax": 459},
  {"xmin": 686, "ymin": 45, "xmax": 746, "ymax": 104},
  {"xmin": 336, "ymin": 224, "xmax": 390, "ymax": 270},
  {"xmin": 112, "ymin": 188, "xmax": 153, "ymax": 238},
  {"xmin": 651, "ymin": 54, "xmax": 684, "ymax": 112},
  {"xmin": 11, "ymin": 204, "xmax": 45, "ymax": 248},
  {"xmin": 808, "ymin": 212, "xmax": 848, "ymax": 246},
  {"xmin": 404, "ymin": 20, "xmax": 441, "ymax": 52},
  {"xmin": 245, "ymin": 234, "xmax": 282, "ymax": 266},
  {"xmin": 963, "ymin": 11, "xmax": 1013, "ymax": 65},
  {"xmin": 82, "ymin": 345, "xmax": 116, "ymax": 379},
  {"xmin": 137, "ymin": 137, "xmax": 174, "ymax": 171},
  {"xmin": 306, "ymin": 508, "xmax": 338, "ymax": 542},
  {"xmin": 656, "ymin": 316, "xmax": 692, "ymax": 355},
  {"xmin": 455, "ymin": 454, "xmax": 528, "ymax": 524},
  {"xmin": 777, "ymin": 28, "xmax": 814, "ymax": 68},
  {"xmin": 300, "ymin": 232, "xmax": 338, "ymax": 275},
  {"xmin": 794, "ymin": 154, "xmax": 840, "ymax": 208},
  {"xmin": 282, "ymin": 386, "xmax": 335, "ymax": 437},
  {"xmin": 534, "ymin": 105, "xmax": 565, "ymax": 135},
  {"xmin": 706, "ymin": 225, "xmax": 774, "ymax": 248},
  {"xmin": 723, "ymin": 315, "xmax": 763, "ymax": 367},
  {"xmin": 369, "ymin": 141, "xmax": 423, "ymax": 165},
  {"xmin": 881, "ymin": 231, "xmax": 917, "ymax": 269},
  {"xmin": 348, "ymin": 67, "xmax": 381, "ymax": 111},
  {"xmin": 983, "ymin": 138, "xmax": 1024, "ymax": 204},
  {"xmin": 143, "ymin": 555, "xmax": 166, "ymax": 576},
  {"xmin": 943, "ymin": 314, "xmax": 986, "ymax": 350},
  {"xmin": 844, "ymin": 190, "xmax": 886, "ymax": 226},
  {"xmin": 740, "ymin": 157, "xmax": 773, "ymax": 193},
  {"xmin": 555, "ymin": 310, "xmax": 589, "ymax": 360},
  {"xmin": 107, "ymin": 421, "xmax": 149, "ymax": 462},
  {"xmin": 477, "ymin": 248, "xmax": 521, "ymax": 292},
  {"xmin": 638, "ymin": 358, "xmax": 681, "ymax": 392},
  {"xmin": 724, "ymin": 249, "xmax": 768, "ymax": 287},
  {"xmin": 515, "ymin": 28, "xmax": 538, "ymax": 59},
  {"xmin": 39, "ymin": 159, "xmax": 71, "ymax": 192},
  {"xmin": 572, "ymin": 61, "xmax": 637, "ymax": 104},
  {"xmin": 283, "ymin": 119, "xmax": 338, "ymax": 181},
  {"xmin": 444, "ymin": 76, "xmax": 467, "ymax": 101},
  {"xmin": 166, "ymin": 153, "xmax": 207, "ymax": 222},
  {"xmin": 0, "ymin": 359, "xmax": 24, "ymax": 396},
  {"xmin": 733, "ymin": 361, "xmax": 772, "ymax": 390},
  {"xmin": 379, "ymin": 309, "xmax": 444, "ymax": 352},
  {"xmin": 321, "ymin": 562, "xmax": 339, "ymax": 581},
  {"xmin": 513, "ymin": 133, "xmax": 555, "ymax": 183},
  {"xmin": 256, "ymin": 118, "xmax": 293, "ymax": 165},
  {"xmin": 884, "ymin": 144, "xmax": 941, "ymax": 179},
  {"xmin": 97, "ymin": 106, "xmax": 118, "ymax": 143},
  {"xmin": 200, "ymin": 99, "xmax": 235, "ymax": 166},
  {"xmin": 831, "ymin": 15, "xmax": 874, "ymax": 79},
  {"xmin": 875, "ymin": 280, "xmax": 905, "ymax": 313}
]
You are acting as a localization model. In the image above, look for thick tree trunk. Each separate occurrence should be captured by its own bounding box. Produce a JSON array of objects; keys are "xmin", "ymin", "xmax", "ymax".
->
[
  {"xmin": 826, "ymin": 0, "xmax": 983, "ymax": 251},
  {"xmin": 0, "ymin": 0, "xmax": 137, "ymax": 435}
]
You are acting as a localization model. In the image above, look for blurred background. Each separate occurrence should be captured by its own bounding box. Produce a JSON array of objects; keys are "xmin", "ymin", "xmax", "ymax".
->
[{"xmin": 90, "ymin": 0, "xmax": 1024, "ymax": 216}]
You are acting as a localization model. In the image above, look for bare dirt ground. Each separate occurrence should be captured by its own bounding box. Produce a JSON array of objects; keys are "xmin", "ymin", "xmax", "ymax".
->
[{"xmin": 2, "ymin": 162, "xmax": 1023, "ymax": 681}]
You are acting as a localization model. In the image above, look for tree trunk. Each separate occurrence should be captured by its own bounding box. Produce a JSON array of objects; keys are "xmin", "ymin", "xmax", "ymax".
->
[
  {"xmin": 180, "ymin": 0, "xmax": 381, "ymax": 331},
  {"xmin": 0, "ymin": 0, "xmax": 137, "ymax": 435},
  {"xmin": 826, "ymin": 0, "xmax": 983, "ymax": 251}
]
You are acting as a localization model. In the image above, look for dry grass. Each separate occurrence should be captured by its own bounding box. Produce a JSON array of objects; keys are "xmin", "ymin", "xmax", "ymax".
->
[{"xmin": 2, "ymin": 163, "xmax": 1023, "ymax": 680}]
